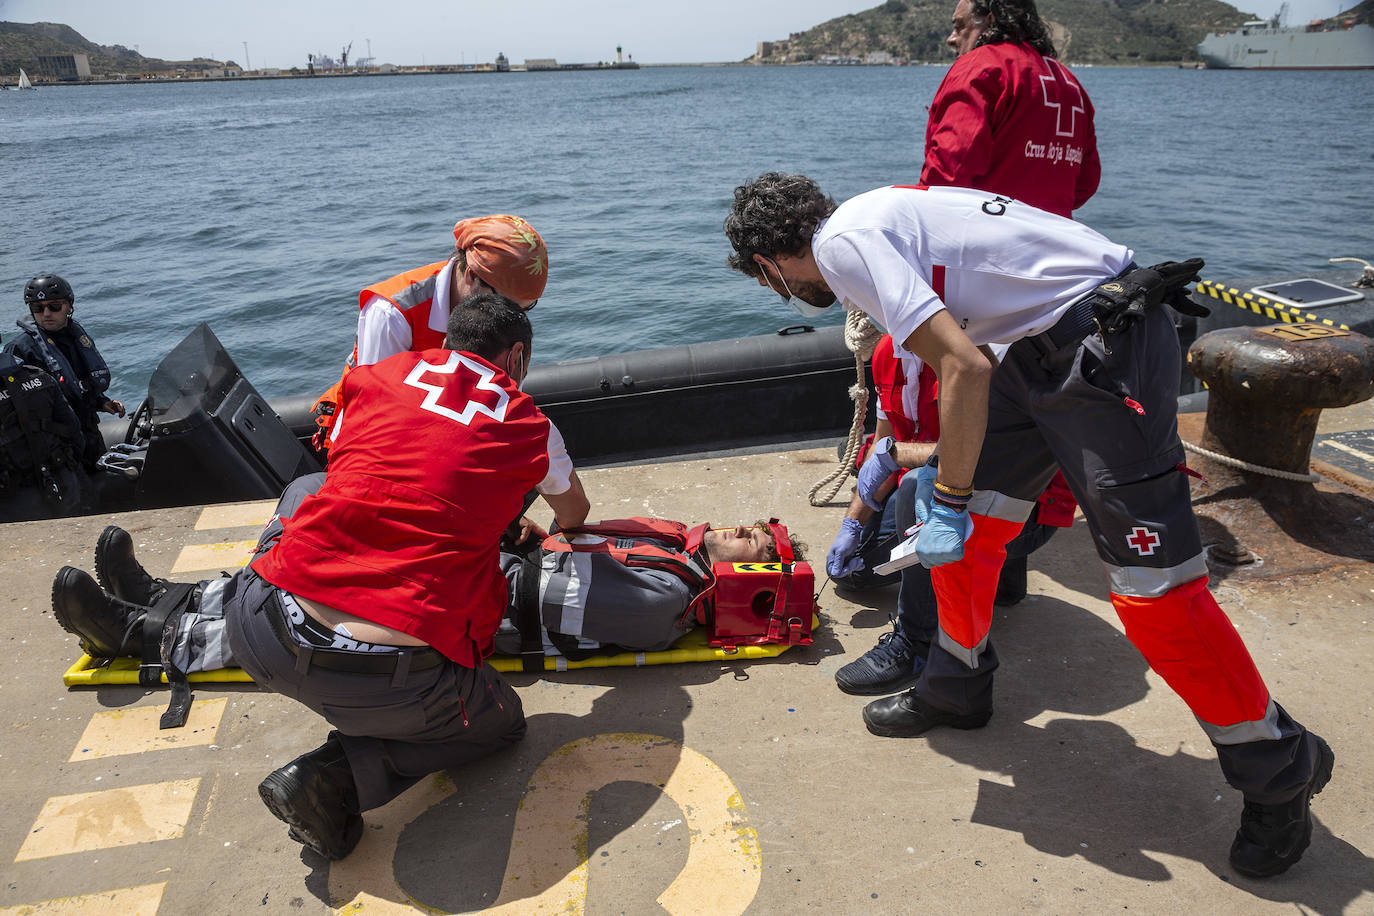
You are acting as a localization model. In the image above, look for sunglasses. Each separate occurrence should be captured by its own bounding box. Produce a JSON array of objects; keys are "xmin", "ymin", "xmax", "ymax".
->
[{"xmin": 29, "ymin": 301, "xmax": 69, "ymax": 314}]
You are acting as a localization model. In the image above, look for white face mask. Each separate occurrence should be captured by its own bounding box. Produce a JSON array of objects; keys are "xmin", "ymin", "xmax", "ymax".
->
[{"xmin": 760, "ymin": 257, "xmax": 834, "ymax": 319}]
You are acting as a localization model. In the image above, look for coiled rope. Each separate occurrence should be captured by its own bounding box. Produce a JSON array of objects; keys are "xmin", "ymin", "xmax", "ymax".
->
[
  {"xmin": 807, "ymin": 312, "xmax": 887, "ymax": 506},
  {"xmin": 1181, "ymin": 440, "xmax": 1319, "ymax": 483}
]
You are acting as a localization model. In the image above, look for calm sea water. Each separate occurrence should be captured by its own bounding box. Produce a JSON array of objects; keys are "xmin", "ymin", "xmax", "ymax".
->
[{"xmin": 3, "ymin": 66, "xmax": 1371, "ymax": 402}]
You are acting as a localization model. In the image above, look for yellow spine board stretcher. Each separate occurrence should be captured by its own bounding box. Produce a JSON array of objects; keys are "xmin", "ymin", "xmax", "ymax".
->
[
  {"xmin": 62, "ymin": 614, "xmax": 821, "ymax": 686},
  {"xmin": 1194, "ymin": 279, "xmax": 1353, "ymax": 329}
]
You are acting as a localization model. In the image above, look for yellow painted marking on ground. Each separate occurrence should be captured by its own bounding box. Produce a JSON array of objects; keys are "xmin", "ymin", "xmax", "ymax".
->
[
  {"xmin": 194, "ymin": 500, "xmax": 274, "ymax": 531},
  {"xmin": 170, "ymin": 541, "xmax": 256, "ymax": 574},
  {"xmin": 0, "ymin": 882, "xmax": 166, "ymax": 915},
  {"xmin": 15, "ymin": 779, "xmax": 200, "ymax": 862},
  {"xmin": 328, "ymin": 773, "xmax": 456, "ymax": 915},
  {"xmin": 330, "ymin": 733, "xmax": 762, "ymax": 916},
  {"xmin": 68, "ymin": 698, "xmax": 227, "ymax": 761}
]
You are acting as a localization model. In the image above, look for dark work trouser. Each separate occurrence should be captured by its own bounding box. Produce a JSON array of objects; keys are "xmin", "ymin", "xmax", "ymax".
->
[
  {"xmin": 913, "ymin": 305, "xmax": 1320, "ymax": 803},
  {"xmin": 200, "ymin": 472, "xmax": 526, "ymax": 811},
  {"xmin": 892, "ymin": 472, "xmax": 938, "ymax": 657},
  {"xmin": 222, "ymin": 568, "xmax": 526, "ymax": 811}
]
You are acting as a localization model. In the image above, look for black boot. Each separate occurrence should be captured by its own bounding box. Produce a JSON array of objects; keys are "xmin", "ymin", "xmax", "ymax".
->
[
  {"xmin": 862, "ymin": 687, "xmax": 992, "ymax": 738},
  {"xmin": 1230, "ymin": 735, "xmax": 1334, "ymax": 878},
  {"xmin": 95, "ymin": 525, "xmax": 167, "ymax": 606},
  {"xmin": 258, "ymin": 735, "xmax": 364, "ymax": 860},
  {"xmin": 52, "ymin": 566, "xmax": 148, "ymax": 658}
]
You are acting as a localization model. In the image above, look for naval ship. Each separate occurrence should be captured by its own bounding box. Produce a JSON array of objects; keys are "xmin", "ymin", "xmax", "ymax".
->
[{"xmin": 1197, "ymin": 5, "xmax": 1374, "ymax": 69}]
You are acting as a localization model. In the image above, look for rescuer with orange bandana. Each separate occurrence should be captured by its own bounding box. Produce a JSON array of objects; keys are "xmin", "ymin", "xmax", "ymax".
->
[{"xmin": 312, "ymin": 215, "xmax": 548, "ymax": 445}]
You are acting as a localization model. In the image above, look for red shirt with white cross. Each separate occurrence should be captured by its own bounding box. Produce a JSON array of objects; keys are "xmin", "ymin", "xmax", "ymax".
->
[
  {"xmin": 254, "ymin": 348, "xmax": 568, "ymax": 666},
  {"xmin": 920, "ymin": 41, "xmax": 1101, "ymax": 219}
]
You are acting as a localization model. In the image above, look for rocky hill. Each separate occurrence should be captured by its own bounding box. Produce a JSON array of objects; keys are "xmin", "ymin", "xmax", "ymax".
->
[
  {"xmin": 758, "ymin": 0, "xmax": 1365, "ymax": 64},
  {"xmin": 1345, "ymin": 0, "xmax": 1373, "ymax": 23},
  {"xmin": 0, "ymin": 21, "xmax": 228, "ymax": 77}
]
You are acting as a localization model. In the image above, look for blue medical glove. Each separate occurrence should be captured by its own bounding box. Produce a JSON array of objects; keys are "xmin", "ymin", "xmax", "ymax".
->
[
  {"xmin": 915, "ymin": 502, "xmax": 974, "ymax": 568},
  {"xmin": 826, "ymin": 517, "xmax": 866, "ymax": 578},
  {"xmin": 912, "ymin": 462, "xmax": 938, "ymax": 526},
  {"xmin": 857, "ymin": 436, "xmax": 900, "ymax": 512}
]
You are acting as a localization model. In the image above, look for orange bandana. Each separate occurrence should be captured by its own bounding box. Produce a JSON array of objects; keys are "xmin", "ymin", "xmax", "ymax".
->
[{"xmin": 452, "ymin": 215, "xmax": 548, "ymax": 301}]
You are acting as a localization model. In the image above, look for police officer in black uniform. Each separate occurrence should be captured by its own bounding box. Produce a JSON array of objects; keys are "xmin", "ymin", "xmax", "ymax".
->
[
  {"xmin": 0, "ymin": 333, "xmax": 87, "ymax": 522},
  {"xmin": 6, "ymin": 274, "xmax": 124, "ymax": 473}
]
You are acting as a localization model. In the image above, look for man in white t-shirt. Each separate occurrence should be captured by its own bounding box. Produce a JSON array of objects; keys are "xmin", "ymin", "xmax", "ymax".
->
[{"xmin": 724, "ymin": 173, "xmax": 1332, "ymax": 879}]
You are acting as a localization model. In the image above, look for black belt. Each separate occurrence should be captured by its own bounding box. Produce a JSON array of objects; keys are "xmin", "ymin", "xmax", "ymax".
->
[
  {"xmin": 264, "ymin": 592, "xmax": 446, "ymax": 676},
  {"xmin": 1033, "ymin": 262, "xmax": 1138, "ymax": 353}
]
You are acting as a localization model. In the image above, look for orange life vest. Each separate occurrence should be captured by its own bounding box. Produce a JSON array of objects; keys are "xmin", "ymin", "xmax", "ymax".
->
[{"xmin": 311, "ymin": 260, "xmax": 453, "ymax": 452}]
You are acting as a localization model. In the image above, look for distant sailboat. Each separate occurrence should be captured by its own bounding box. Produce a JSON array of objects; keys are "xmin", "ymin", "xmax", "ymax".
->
[{"xmin": 17, "ymin": 68, "xmax": 36, "ymax": 90}]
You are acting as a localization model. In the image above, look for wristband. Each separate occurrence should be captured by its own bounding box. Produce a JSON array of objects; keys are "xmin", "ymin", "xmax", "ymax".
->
[
  {"xmin": 933, "ymin": 480, "xmax": 974, "ymax": 498},
  {"xmin": 932, "ymin": 492, "xmax": 969, "ymax": 512}
]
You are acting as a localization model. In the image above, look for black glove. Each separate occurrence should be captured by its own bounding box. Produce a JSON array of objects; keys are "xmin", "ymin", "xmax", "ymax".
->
[
  {"xmin": 1091, "ymin": 258, "xmax": 1207, "ymax": 334},
  {"xmin": 1149, "ymin": 258, "xmax": 1209, "ymax": 319}
]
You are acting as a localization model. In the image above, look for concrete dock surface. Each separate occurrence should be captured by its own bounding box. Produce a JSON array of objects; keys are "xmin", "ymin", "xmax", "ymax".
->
[{"xmin": 2, "ymin": 404, "xmax": 1372, "ymax": 915}]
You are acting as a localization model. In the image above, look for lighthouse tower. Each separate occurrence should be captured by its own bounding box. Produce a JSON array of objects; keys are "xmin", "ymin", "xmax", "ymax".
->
[{"xmin": 616, "ymin": 45, "xmax": 623, "ymax": 64}]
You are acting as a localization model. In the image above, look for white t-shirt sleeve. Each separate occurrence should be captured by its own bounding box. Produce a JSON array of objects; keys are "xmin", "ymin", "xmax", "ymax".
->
[
  {"xmin": 817, "ymin": 229, "xmax": 944, "ymax": 352},
  {"xmin": 536, "ymin": 420, "xmax": 576, "ymax": 496},
  {"xmin": 355, "ymin": 295, "xmax": 413, "ymax": 366}
]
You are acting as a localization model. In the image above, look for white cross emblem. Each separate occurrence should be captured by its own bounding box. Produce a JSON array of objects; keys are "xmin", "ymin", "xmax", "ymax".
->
[
  {"xmin": 1039, "ymin": 57, "xmax": 1085, "ymax": 138},
  {"xmin": 404, "ymin": 352, "xmax": 510, "ymax": 425}
]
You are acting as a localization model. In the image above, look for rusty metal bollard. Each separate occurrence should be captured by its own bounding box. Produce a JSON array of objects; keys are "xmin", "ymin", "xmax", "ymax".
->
[{"xmin": 1187, "ymin": 325, "xmax": 1374, "ymax": 476}]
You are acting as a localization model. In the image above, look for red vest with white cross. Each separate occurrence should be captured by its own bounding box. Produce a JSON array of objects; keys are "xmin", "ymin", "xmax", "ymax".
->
[{"xmin": 255, "ymin": 348, "xmax": 552, "ymax": 666}]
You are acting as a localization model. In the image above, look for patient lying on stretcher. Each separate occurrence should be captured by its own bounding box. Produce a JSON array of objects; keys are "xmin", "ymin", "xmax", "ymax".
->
[
  {"xmin": 48, "ymin": 511, "xmax": 807, "ymax": 677},
  {"xmin": 495, "ymin": 517, "xmax": 807, "ymax": 660}
]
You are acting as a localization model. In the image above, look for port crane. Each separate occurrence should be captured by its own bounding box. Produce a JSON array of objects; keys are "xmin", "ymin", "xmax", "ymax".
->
[{"xmin": 341, "ymin": 41, "xmax": 353, "ymax": 67}]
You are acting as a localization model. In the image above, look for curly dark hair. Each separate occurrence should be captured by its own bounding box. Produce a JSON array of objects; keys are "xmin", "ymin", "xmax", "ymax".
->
[
  {"xmin": 724, "ymin": 172, "xmax": 837, "ymax": 279},
  {"xmin": 971, "ymin": 0, "xmax": 1057, "ymax": 57},
  {"xmin": 756, "ymin": 518, "xmax": 808, "ymax": 563}
]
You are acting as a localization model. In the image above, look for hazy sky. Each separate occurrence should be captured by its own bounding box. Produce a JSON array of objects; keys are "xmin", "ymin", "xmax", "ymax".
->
[
  {"xmin": 0, "ymin": 0, "xmax": 1347, "ymax": 68},
  {"xmin": 0, "ymin": 0, "xmax": 878, "ymax": 67}
]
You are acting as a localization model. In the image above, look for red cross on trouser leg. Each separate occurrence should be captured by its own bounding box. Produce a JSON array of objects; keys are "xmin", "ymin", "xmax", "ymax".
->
[{"xmin": 1127, "ymin": 526, "xmax": 1160, "ymax": 556}]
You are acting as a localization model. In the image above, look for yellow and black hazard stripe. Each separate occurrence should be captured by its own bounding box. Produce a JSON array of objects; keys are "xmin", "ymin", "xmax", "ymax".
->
[{"xmin": 1194, "ymin": 279, "xmax": 1351, "ymax": 330}]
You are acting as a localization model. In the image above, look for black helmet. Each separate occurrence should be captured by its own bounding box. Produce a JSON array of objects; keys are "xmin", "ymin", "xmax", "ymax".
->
[{"xmin": 24, "ymin": 274, "xmax": 74, "ymax": 306}]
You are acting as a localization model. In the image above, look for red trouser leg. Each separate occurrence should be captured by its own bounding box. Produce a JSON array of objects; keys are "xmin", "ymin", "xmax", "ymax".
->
[
  {"xmin": 1111, "ymin": 576, "xmax": 1271, "ymax": 728},
  {"xmin": 930, "ymin": 513, "xmax": 1024, "ymax": 667}
]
